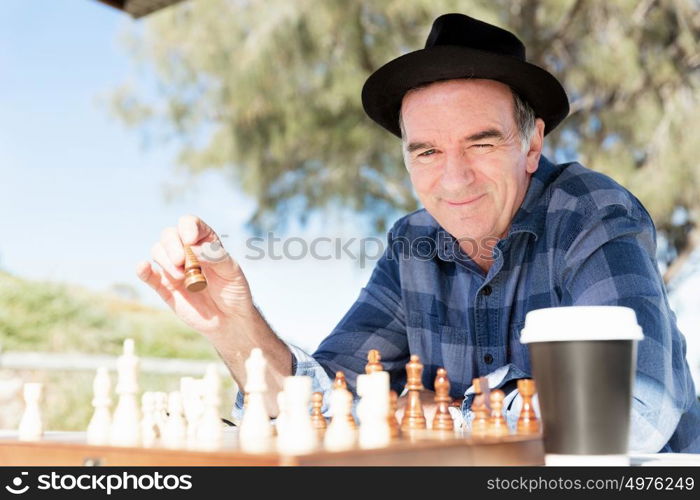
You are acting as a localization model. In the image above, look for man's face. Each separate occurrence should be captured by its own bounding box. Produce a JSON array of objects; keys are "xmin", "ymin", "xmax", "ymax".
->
[{"xmin": 401, "ymin": 79, "xmax": 544, "ymax": 251}]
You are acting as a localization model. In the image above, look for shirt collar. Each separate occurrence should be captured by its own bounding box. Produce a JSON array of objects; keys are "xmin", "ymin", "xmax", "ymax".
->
[{"xmin": 506, "ymin": 155, "xmax": 560, "ymax": 242}]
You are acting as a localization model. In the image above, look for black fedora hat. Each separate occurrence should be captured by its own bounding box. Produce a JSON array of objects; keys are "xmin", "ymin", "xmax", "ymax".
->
[{"xmin": 362, "ymin": 13, "xmax": 569, "ymax": 138}]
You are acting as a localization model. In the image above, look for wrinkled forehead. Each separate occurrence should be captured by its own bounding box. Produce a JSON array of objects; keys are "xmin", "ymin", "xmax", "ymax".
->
[{"xmin": 399, "ymin": 79, "xmax": 516, "ymax": 138}]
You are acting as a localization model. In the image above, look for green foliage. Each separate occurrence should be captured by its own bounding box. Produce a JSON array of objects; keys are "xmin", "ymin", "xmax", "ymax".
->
[
  {"xmin": 0, "ymin": 270, "xmax": 215, "ymax": 359},
  {"xmin": 0, "ymin": 271, "xmax": 236, "ymax": 431},
  {"xmin": 110, "ymin": 0, "xmax": 700, "ymax": 256}
]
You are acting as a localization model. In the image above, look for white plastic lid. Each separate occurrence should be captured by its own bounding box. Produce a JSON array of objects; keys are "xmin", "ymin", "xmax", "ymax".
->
[{"xmin": 519, "ymin": 306, "xmax": 644, "ymax": 343}]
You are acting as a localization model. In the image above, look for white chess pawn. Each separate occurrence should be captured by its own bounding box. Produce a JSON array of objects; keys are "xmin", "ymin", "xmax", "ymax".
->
[
  {"xmin": 110, "ymin": 338, "xmax": 141, "ymax": 447},
  {"xmin": 324, "ymin": 387, "xmax": 356, "ymax": 451},
  {"xmin": 357, "ymin": 372, "xmax": 391, "ymax": 449},
  {"xmin": 196, "ymin": 364, "xmax": 225, "ymax": 450},
  {"xmin": 18, "ymin": 383, "xmax": 43, "ymax": 441},
  {"xmin": 180, "ymin": 377, "xmax": 204, "ymax": 447},
  {"xmin": 86, "ymin": 367, "xmax": 112, "ymax": 445},
  {"xmin": 153, "ymin": 391, "xmax": 168, "ymax": 437},
  {"xmin": 162, "ymin": 391, "xmax": 187, "ymax": 449},
  {"xmin": 140, "ymin": 392, "xmax": 158, "ymax": 448},
  {"xmin": 275, "ymin": 391, "xmax": 287, "ymax": 437},
  {"xmin": 276, "ymin": 376, "xmax": 317, "ymax": 455},
  {"xmin": 239, "ymin": 349, "xmax": 273, "ymax": 453}
]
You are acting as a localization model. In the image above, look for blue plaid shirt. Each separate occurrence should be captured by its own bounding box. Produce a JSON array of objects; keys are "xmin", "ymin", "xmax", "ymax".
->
[{"xmin": 235, "ymin": 156, "xmax": 700, "ymax": 453}]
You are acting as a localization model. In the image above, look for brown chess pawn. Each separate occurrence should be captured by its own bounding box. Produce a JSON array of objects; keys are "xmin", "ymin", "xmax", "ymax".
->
[
  {"xmin": 388, "ymin": 390, "xmax": 400, "ymax": 438},
  {"xmin": 432, "ymin": 368, "xmax": 454, "ymax": 432},
  {"xmin": 365, "ymin": 349, "xmax": 383, "ymax": 374},
  {"xmin": 183, "ymin": 246, "xmax": 207, "ymax": 292},
  {"xmin": 471, "ymin": 377, "xmax": 489, "ymax": 436},
  {"xmin": 333, "ymin": 372, "xmax": 356, "ymax": 429},
  {"xmin": 487, "ymin": 389, "xmax": 510, "ymax": 437},
  {"xmin": 310, "ymin": 392, "xmax": 327, "ymax": 437},
  {"xmin": 333, "ymin": 371, "xmax": 348, "ymax": 390},
  {"xmin": 516, "ymin": 379, "xmax": 540, "ymax": 435},
  {"xmin": 400, "ymin": 355, "xmax": 427, "ymax": 431}
]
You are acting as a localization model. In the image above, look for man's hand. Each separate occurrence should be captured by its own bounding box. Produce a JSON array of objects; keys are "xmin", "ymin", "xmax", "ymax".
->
[
  {"xmin": 136, "ymin": 215, "xmax": 254, "ymax": 338},
  {"xmin": 136, "ymin": 215, "xmax": 293, "ymax": 408}
]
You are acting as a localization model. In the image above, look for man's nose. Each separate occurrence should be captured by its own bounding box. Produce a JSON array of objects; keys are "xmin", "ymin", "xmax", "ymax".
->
[{"xmin": 440, "ymin": 150, "xmax": 475, "ymax": 191}]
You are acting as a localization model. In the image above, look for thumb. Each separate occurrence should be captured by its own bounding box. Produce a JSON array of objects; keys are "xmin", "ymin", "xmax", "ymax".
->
[{"xmin": 194, "ymin": 239, "xmax": 243, "ymax": 282}]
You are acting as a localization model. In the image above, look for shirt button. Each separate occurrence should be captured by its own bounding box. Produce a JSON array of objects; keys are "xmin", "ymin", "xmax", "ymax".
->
[
  {"xmin": 481, "ymin": 285, "xmax": 492, "ymax": 296},
  {"xmin": 484, "ymin": 353, "xmax": 494, "ymax": 364}
]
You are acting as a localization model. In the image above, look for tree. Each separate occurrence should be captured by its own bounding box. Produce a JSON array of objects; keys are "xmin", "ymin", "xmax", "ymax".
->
[{"xmin": 110, "ymin": 0, "xmax": 700, "ymax": 282}]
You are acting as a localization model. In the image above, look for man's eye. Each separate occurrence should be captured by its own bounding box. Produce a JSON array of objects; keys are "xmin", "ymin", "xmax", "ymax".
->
[
  {"xmin": 473, "ymin": 144, "xmax": 493, "ymax": 148},
  {"xmin": 418, "ymin": 149, "xmax": 436, "ymax": 157}
]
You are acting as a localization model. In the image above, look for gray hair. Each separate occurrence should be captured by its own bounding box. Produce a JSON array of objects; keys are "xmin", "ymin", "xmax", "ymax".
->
[{"xmin": 399, "ymin": 83, "xmax": 537, "ymax": 151}]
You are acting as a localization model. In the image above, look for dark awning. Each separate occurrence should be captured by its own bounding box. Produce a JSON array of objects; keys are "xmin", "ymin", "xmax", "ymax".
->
[{"xmin": 95, "ymin": 0, "xmax": 185, "ymax": 19}]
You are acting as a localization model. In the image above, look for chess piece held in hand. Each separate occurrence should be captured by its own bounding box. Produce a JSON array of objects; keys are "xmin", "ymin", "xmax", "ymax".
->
[{"xmin": 184, "ymin": 245, "xmax": 207, "ymax": 292}]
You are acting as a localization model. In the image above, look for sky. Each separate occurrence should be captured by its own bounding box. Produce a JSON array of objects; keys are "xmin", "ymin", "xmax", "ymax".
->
[
  {"xmin": 0, "ymin": 0, "xmax": 373, "ymax": 353},
  {"xmin": 0, "ymin": 0, "xmax": 698, "ymax": 389}
]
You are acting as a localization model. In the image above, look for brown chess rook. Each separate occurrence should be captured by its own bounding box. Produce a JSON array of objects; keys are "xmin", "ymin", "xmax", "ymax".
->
[
  {"xmin": 400, "ymin": 355, "xmax": 427, "ymax": 431},
  {"xmin": 487, "ymin": 389, "xmax": 510, "ymax": 437},
  {"xmin": 432, "ymin": 368, "xmax": 454, "ymax": 431},
  {"xmin": 471, "ymin": 377, "xmax": 490, "ymax": 436},
  {"xmin": 516, "ymin": 379, "xmax": 540, "ymax": 435},
  {"xmin": 310, "ymin": 392, "xmax": 327, "ymax": 432},
  {"xmin": 183, "ymin": 246, "xmax": 207, "ymax": 292}
]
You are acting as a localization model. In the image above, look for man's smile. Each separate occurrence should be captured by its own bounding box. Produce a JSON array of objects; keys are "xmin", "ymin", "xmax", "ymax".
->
[{"xmin": 444, "ymin": 193, "xmax": 486, "ymax": 207}]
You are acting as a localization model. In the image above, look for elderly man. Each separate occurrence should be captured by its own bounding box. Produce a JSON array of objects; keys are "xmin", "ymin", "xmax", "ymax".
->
[{"xmin": 137, "ymin": 14, "xmax": 699, "ymax": 452}]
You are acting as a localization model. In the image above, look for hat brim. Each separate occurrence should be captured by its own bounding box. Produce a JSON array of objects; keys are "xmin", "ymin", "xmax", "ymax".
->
[{"xmin": 361, "ymin": 45, "xmax": 569, "ymax": 137}]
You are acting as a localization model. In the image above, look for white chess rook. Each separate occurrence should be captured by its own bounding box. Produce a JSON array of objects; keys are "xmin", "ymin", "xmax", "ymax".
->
[
  {"xmin": 276, "ymin": 376, "xmax": 317, "ymax": 455},
  {"xmin": 162, "ymin": 391, "xmax": 187, "ymax": 449},
  {"xmin": 357, "ymin": 372, "xmax": 391, "ymax": 449}
]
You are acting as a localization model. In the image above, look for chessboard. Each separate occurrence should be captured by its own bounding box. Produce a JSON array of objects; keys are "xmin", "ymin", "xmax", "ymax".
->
[
  {"xmin": 6, "ymin": 341, "xmax": 546, "ymax": 466},
  {"xmin": 0, "ymin": 429, "xmax": 544, "ymax": 466}
]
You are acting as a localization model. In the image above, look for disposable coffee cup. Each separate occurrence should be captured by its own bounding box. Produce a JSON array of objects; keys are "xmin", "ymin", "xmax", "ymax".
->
[{"xmin": 519, "ymin": 306, "xmax": 644, "ymax": 466}]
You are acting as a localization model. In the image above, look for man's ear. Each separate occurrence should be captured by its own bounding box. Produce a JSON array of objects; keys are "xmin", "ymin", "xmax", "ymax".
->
[{"xmin": 526, "ymin": 118, "xmax": 545, "ymax": 174}]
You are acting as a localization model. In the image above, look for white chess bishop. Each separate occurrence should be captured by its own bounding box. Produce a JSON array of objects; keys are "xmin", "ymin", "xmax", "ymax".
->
[{"xmin": 87, "ymin": 367, "xmax": 112, "ymax": 445}]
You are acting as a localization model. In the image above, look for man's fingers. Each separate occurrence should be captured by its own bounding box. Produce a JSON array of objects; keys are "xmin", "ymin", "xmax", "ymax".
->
[
  {"xmin": 178, "ymin": 214, "xmax": 218, "ymax": 246},
  {"xmin": 135, "ymin": 261, "xmax": 174, "ymax": 307},
  {"xmin": 161, "ymin": 226, "xmax": 185, "ymax": 269},
  {"xmin": 151, "ymin": 241, "xmax": 184, "ymax": 280}
]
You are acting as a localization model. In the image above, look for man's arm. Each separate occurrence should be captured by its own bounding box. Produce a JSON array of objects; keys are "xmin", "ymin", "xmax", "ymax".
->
[
  {"xmin": 558, "ymin": 201, "xmax": 697, "ymax": 452},
  {"xmin": 137, "ymin": 215, "xmax": 293, "ymax": 415}
]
